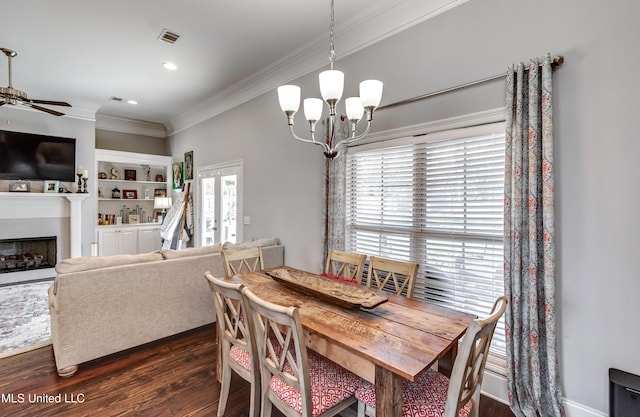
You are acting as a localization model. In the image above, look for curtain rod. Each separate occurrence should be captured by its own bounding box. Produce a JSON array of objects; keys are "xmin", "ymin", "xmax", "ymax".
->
[{"xmin": 378, "ymin": 55, "xmax": 564, "ymax": 111}]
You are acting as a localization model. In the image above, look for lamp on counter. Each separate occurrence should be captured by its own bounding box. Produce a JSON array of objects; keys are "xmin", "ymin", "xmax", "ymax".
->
[{"xmin": 154, "ymin": 197, "xmax": 172, "ymax": 223}]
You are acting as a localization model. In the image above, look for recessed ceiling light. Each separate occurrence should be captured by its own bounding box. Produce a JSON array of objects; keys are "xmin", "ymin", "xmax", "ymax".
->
[
  {"xmin": 162, "ymin": 62, "xmax": 177, "ymax": 71},
  {"xmin": 127, "ymin": 100, "xmax": 138, "ymax": 105}
]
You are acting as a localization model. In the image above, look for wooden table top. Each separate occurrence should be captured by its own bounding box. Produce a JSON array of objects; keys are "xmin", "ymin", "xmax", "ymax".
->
[{"xmin": 231, "ymin": 267, "xmax": 475, "ymax": 383}]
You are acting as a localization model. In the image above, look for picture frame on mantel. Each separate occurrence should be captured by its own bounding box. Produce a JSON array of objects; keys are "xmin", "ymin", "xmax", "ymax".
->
[
  {"xmin": 43, "ymin": 180, "xmax": 60, "ymax": 193},
  {"xmin": 8, "ymin": 180, "xmax": 30, "ymax": 192}
]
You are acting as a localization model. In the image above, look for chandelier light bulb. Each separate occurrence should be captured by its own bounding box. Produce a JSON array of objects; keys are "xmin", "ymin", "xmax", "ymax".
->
[
  {"xmin": 277, "ymin": 85, "xmax": 301, "ymax": 113},
  {"xmin": 319, "ymin": 70, "xmax": 344, "ymax": 103},
  {"xmin": 303, "ymin": 98, "xmax": 324, "ymax": 122},
  {"xmin": 345, "ymin": 97, "xmax": 364, "ymax": 121},
  {"xmin": 359, "ymin": 79, "xmax": 384, "ymax": 108}
]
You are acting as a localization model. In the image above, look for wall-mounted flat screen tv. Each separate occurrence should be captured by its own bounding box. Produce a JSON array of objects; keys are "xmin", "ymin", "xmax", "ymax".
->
[{"xmin": 0, "ymin": 130, "xmax": 76, "ymax": 182}]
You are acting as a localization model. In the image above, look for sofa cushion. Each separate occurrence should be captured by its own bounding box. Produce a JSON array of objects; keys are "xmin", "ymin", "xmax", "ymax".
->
[
  {"xmin": 161, "ymin": 243, "xmax": 222, "ymax": 260},
  {"xmin": 55, "ymin": 251, "xmax": 164, "ymax": 274},
  {"xmin": 222, "ymin": 237, "xmax": 279, "ymax": 250}
]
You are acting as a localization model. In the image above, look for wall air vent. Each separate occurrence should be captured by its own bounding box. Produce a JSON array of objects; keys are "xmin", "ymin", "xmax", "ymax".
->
[{"xmin": 158, "ymin": 29, "xmax": 181, "ymax": 44}]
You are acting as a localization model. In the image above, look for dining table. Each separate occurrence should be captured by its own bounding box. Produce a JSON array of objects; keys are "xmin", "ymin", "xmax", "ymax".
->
[{"xmin": 224, "ymin": 266, "xmax": 476, "ymax": 416}]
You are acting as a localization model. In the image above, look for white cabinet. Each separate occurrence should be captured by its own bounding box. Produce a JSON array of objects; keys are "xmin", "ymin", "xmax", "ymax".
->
[
  {"xmin": 137, "ymin": 225, "xmax": 163, "ymax": 253},
  {"xmin": 97, "ymin": 227, "xmax": 138, "ymax": 256},
  {"xmin": 97, "ymin": 225, "xmax": 163, "ymax": 256}
]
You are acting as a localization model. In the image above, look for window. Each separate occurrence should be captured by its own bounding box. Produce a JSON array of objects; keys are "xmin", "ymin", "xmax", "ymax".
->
[{"xmin": 345, "ymin": 122, "xmax": 506, "ymax": 359}]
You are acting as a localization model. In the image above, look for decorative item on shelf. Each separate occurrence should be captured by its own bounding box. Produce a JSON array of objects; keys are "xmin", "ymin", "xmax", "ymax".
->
[
  {"xmin": 144, "ymin": 188, "xmax": 150, "ymax": 199},
  {"xmin": 154, "ymin": 196, "xmax": 172, "ymax": 223},
  {"xmin": 124, "ymin": 169, "xmax": 136, "ymax": 181},
  {"xmin": 8, "ymin": 180, "xmax": 30, "ymax": 192},
  {"xmin": 155, "ymin": 174, "xmax": 164, "ymax": 182},
  {"xmin": 276, "ymin": 0, "xmax": 383, "ymax": 159},
  {"xmin": 142, "ymin": 165, "xmax": 151, "ymax": 181},
  {"xmin": 154, "ymin": 188, "xmax": 166, "ymax": 198},
  {"xmin": 128, "ymin": 214, "xmax": 140, "ymax": 224},
  {"xmin": 111, "ymin": 186, "xmax": 121, "ymax": 199},
  {"xmin": 98, "ymin": 171, "xmax": 107, "ymax": 179},
  {"xmin": 123, "ymin": 189, "xmax": 137, "ymax": 199},
  {"xmin": 82, "ymin": 170, "xmax": 88, "ymax": 194},
  {"xmin": 43, "ymin": 180, "xmax": 59, "ymax": 193},
  {"xmin": 98, "ymin": 188, "xmax": 104, "ymax": 198},
  {"xmin": 76, "ymin": 167, "xmax": 84, "ymax": 193},
  {"xmin": 110, "ymin": 167, "xmax": 121, "ymax": 180}
]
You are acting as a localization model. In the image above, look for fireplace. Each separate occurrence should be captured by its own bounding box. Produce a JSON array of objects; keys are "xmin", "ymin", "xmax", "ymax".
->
[{"xmin": 0, "ymin": 236, "xmax": 57, "ymax": 273}]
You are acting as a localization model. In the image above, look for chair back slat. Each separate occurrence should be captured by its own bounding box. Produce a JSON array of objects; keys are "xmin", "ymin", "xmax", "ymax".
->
[
  {"xmin": 223, "ymin": 247, "xmax": 264, "ymax": 276},
  {"xmin": 366, "ymin": 256, "xmax": 419, "ymax": 298},
  {"xmin": 325, "ymin": 249, "xmax": 366, "ymax": 282}
]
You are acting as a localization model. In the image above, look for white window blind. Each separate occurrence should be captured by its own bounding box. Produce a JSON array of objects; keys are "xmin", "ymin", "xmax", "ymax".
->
[{"xmin": 346, "ymin": 123, "xmax": 506, "ymax": 359}]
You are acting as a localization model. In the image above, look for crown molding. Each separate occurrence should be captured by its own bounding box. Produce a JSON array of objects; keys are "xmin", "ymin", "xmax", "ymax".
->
[
  {"xmin": 166, "ymin": 0, "xmax": 470, "ymax": 136},
  {"xmin": 96, "ymin": 114, "xmax": 166, "ymax": 138}
]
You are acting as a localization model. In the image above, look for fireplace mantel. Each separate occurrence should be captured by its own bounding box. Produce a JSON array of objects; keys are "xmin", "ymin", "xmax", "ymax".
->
[{"xmin": 0, "ymin": 193, "xmax": 89, "ymax": 258}]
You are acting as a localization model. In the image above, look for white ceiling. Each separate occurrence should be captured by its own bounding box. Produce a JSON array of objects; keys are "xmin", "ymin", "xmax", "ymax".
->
[{"xmin": 0, "ymin": 0, "xmax": 467, "ymax": 133}]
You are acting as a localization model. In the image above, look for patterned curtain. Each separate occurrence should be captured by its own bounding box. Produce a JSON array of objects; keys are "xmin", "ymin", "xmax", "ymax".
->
[
  {"xmin": 321, "ymin": 117, "xmax": 348, "ymax": 268},
  {"xmin": 504, "ymin": 54, "xmax": 565, "ymax": 417}
]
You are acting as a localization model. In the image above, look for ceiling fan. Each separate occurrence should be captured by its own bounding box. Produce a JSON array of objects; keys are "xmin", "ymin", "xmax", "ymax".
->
[{"xmin": 0, "ymin": 47, "xmax": 71, "ymax": 116}]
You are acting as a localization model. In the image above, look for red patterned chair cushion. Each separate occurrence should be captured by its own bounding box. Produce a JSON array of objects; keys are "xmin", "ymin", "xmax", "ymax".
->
[
  {"xmin": 229, "ymin": 345, "xmax": 252, "ymax": 372},
  {"xmin": 354, "ymin": 369, "xmax": 472, "ymax": 417},
  {"xmin": 269, "ymin": 350, "xmax": 362, "ymax": 416}
]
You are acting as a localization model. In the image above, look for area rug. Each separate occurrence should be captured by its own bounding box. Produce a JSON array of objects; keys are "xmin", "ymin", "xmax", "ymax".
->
[{"xmin": 0, "ymin": 280, "xmax": 53, "ymax": 358}]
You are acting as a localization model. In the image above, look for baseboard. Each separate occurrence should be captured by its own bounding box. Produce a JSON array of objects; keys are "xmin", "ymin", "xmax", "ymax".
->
[
  {"xmin": 481, "ymin": 371, "xmax": 607, "ymax": 417},
  {"xmin": 563, "ymin": 399, "xmax": 607, "ymax": 417}
]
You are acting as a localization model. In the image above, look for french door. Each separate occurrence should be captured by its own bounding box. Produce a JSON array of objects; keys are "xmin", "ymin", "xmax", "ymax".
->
[{"xmin": 197, "ymin": 160, "xmax": 243, "ymax": 247}]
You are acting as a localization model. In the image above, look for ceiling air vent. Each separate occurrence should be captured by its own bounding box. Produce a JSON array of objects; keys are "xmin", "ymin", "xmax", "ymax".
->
[
  {"xmin": 110, "ymin": 96, "xmax": 123, "ymax": 102},
  {"xmin": 158, "ymin": 29, "xmax": 181, "ymax": 44}
]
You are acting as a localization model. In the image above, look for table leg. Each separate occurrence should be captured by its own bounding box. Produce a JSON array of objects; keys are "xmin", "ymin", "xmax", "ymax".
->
[
  {"xmin": 438, "ymin": 341, "xmax": 457, "ymax": 378},
  {"xmin": 375, "ymin": 366, "xmax": 403, "ymax": 416}
]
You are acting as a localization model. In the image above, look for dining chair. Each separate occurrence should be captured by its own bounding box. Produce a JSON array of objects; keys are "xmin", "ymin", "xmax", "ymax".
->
[
  {"xmin": 324, "ymin": 249, "xmax": 366, "ymax": 283},
  {"xmin": 355, "ymin": 296, "xmax": 508, "ymax": 417},
  {"xmin": 241, "ymin": 286, "xmax": 362, "ymax": 417},
  {"xmin": 365, "ymin": 256, "xmax": 419, "ymax": 298},
  {"xmin": 222, "ymin": 246, "xmax": 264, "ymax": 276},
  {"xmin": 204, "ymin": 272, "xmax": 260, "ymax": 417}
]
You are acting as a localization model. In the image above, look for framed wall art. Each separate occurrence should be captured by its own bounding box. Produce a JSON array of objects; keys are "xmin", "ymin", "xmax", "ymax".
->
[
  {"xmin": 184, "ymin": 150, "xmax": 194, "ymax": 181},
  {"xmin": 172, "ymin": 162, "xmax": 183, "ymax": 189}
]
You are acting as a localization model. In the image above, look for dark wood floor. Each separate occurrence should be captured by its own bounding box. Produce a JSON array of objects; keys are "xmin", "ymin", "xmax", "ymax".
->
[{"xmin": 0, "ymin": 325, "xmax": 515, "ymax": 417}]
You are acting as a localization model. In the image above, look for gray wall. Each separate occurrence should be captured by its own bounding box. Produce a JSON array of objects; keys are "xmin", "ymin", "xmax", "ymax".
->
[
  {"xmin": 169, "ymin": 0, "xmax": 639, "ymax": 413},
  {"xmin": 96, "ymin": 129, "xmax": 170, "ymax": 156}
]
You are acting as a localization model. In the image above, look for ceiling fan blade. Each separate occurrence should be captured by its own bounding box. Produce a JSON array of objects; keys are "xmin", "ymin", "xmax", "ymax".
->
[
  {"xmin": 29, "ymin": 99, "xmax": 72, "ymax": 107},
  {"xmin": 27, "ymin": 103, "xmax": 65, "ymax": 117}
]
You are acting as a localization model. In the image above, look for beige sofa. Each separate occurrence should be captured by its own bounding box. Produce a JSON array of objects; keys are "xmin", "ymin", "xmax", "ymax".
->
[{"xmin": 48, "ymin": 242, "xmax": 284, "ymax": 377}]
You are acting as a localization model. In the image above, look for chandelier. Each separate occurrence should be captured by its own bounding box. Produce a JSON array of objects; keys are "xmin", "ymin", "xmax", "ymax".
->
[{"xmin": 277, "ymin": 0, "xmax": 383, "ymax": 159}]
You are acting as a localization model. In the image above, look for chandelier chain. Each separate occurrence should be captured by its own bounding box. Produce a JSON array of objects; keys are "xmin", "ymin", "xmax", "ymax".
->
[{"xmin": 328, "ymin": 0, "xmax": 335, "ymax": 68}]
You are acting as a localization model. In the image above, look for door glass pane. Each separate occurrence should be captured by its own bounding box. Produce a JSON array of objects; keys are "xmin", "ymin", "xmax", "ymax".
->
[
  {"xmin": 220, "ymin": 174, "xmax": 237, "ymax": 244},
  {"xmin": 201, "ymin": 177, "xmax": 216, "ymax": 246}
]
